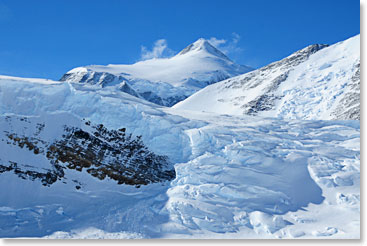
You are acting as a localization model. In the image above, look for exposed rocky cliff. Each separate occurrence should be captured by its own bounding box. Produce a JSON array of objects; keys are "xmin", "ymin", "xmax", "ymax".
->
[{"xmin": 0, "ymin": 115, "xmax": 175, "ymax": 188}]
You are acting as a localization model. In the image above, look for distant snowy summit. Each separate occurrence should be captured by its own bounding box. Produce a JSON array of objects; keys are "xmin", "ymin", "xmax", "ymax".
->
[
  {"xmin": 60, "ymin": 38, "xmax": 253, "ymax": 106},
  {"xmin": 175, "ymin": 35, "xmax": 360, "ymax": 120}
]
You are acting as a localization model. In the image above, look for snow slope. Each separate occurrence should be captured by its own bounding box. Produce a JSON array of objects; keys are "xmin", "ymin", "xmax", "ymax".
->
[
  {"xmin": 0, "ymin": 75, "xmax": 360, "ymax": 239},
  {"xmin": 174, "ymin": 35, "xmax": 360, "ymax": 120},
  {"xmin": 60, "ymin": 39, "xmax": 253, "ymax": 106}
]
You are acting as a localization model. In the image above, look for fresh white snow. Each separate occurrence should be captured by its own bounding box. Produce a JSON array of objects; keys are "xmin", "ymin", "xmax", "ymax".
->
[
  {"xmin": 61, "ymin": 39, "xmax": 253, "ymax": 106},
  {"xmin": 0, "ymin": 69, "xmax": 360, "ymax": 239},
  {"xmin": 65, "ymin": 39, "xmax": 252, "ymax": 88},
  {"xmin": 174, "ymin": 35, "xmax": 360, "ymax": 120}
]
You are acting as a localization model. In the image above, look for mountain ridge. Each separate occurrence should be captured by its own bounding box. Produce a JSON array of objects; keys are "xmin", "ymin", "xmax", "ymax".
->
[
  {"xmin": 60, "ymin": 38, "xmax": 253, "ymax": 106},
  {"xmin": 174, "ymin": 35, "xmax": 360, "ymax": 120}
]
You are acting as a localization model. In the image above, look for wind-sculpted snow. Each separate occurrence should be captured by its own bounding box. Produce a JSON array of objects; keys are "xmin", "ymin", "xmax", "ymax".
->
[
  {"xmin": 159, "ymin": 113, "xmax": 359, "ymax": 238},
  {"xmin": 175, "ymin": 35, "xmax": 360, "ymax": 120},
  {"xmin": 60, "ymin": 39, "xmax": 253, "ymax": 106}
]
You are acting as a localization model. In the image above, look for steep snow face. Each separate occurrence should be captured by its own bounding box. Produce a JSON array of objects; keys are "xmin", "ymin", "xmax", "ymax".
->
[
  {"xmin": 0, "ymin": 75, "xmax": 360, "ymax": 239},
  {"xmin": 60, "ymin": 39, "xmax": 253, "ymax": 106},
  {"xmin": 174, "ymin": 35, "xmax": 360, "ymax": 120},
  {"xmin": 0, "ymin": 76, "xmax": 193, "ymax": 163}
]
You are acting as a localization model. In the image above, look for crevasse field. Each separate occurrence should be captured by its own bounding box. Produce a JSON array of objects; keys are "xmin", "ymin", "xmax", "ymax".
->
[
  {"xmin": 0, "ymin": 35, "xmax": 360, "ymax": 239},
  {"xmin": 0, "ymin": 78, "xmax": 360, "ymax": 239}
]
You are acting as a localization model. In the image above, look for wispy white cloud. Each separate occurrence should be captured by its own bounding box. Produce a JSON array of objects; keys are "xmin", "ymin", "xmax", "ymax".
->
[
  {"xmin": 140, "ymin": 39, "xmax": 174, "ymax": 60},
  {"xmin": 208, "ymin": 37, "xmax": 226, "ymax": 48},
  {"xmin": 140, "ymin": 34, "xmax": 243, "ymax": 61},
  {"xmin": 208, "ymin": 33, "xmax": 243, "ymax": 56}
]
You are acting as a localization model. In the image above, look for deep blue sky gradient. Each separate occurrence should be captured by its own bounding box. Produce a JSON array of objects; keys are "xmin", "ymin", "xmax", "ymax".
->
[{"xmin": 0, "ymin": 0, "xmax": 360, "ymax": 80}]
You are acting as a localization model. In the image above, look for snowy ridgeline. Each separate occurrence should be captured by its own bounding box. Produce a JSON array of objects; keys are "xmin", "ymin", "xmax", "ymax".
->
[
  {"xmin": 175, "ymin": 35, "xmax": 360, "ymax": 120},
  {"xmin": 0, "ymin": 74, "xmax": 360, "ymax": 239}
]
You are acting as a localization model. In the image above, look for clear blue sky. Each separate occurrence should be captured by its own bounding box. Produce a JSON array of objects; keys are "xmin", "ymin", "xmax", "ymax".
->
[{"xmin": 0, "ymin": 0, "xmax": 360, "ymax": 80}]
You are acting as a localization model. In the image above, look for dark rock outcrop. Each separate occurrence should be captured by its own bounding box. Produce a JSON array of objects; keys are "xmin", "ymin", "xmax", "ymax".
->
[{"xmin": 0, "ymin": 117, "xmax": 175, "ymax": 188}]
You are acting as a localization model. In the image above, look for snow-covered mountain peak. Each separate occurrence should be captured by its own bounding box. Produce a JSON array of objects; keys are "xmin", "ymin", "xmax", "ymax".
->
[
  {"xmin": 177, "ymin": 38, "xmax": 230, "ymax": 60},
  {"xmin": 60, "ymin": 39, "xmax": 253, "ymax": 106}
]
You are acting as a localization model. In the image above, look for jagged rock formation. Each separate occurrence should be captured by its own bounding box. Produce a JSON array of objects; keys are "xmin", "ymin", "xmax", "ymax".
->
[
  {"xmin": 331, "ymin": 61, "xmax": 360, "ymax": 120},
  {"xmin": 0, "ymin": 116, "xmax": 175, "ymax": 188}
]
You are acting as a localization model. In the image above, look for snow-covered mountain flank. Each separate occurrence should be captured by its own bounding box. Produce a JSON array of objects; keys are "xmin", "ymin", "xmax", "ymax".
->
[
  {"xmin": 175, "ymin": 35, "xmax": 360, "ymax": 120},
  {"xmin": 0, "ymin": 34, "xmax": 360, "ymax": 239},
  {"xmin": 60, "ymin": 38, "xmax": 253, "ymax": 106}
]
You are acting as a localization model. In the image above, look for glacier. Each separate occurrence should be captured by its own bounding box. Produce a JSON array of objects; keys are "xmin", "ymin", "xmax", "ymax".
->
[{"xmin": 0, "ymin": 34, "xmax": 360, "ymax": 239}]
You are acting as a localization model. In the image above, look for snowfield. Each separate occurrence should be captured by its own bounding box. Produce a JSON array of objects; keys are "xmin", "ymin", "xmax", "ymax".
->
[{"xmin": 0, "ymin": 71, "xmax": 360, "ymax": 238}]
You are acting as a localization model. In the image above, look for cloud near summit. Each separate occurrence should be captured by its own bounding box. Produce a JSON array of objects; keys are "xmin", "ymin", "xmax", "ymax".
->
[
  {"xmin": 209, "ymin": 32, "xmax": 243, "ymax": 56},
  {"xmin": 140, "ymin": 39, "xmax": 174, "ymax": 60},
  {"xmin": 140, "ymin": 33, "xmax": 243, "ymax": 61}
]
